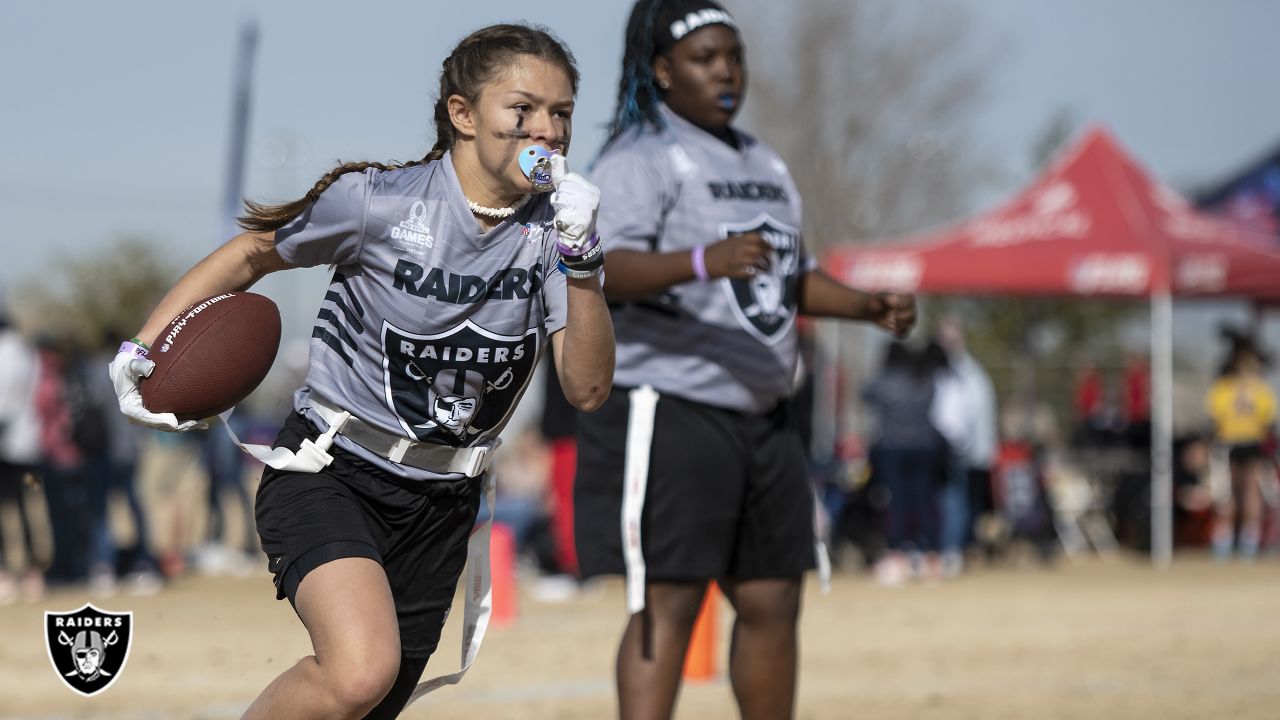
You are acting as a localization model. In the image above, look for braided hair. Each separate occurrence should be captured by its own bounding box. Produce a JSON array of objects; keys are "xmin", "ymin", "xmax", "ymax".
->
[
  {"xmin": 604, "ymin": 0, "xmax": 667, "ymax": 151},
  {"xmin": 603, "ymin": 0, "xmax": 736, "ymax": 153},
  {"xmin": 239, "ymin": 24, "xmax": 579, "ymax": 233}
]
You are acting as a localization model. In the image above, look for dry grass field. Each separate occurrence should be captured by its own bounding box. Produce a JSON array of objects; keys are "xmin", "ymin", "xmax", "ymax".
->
[{"xmin": 2, "ymin": 554, "xmax": 1277, "ymax": 719}]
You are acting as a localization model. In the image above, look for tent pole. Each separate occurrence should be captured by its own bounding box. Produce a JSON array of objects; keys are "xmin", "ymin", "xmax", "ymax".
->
[{"xmin": 1150, "ymin": 291, "xmax": 1174, "ymax": 568}]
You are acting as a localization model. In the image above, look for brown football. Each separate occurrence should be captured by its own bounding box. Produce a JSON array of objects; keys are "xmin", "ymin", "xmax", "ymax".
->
[{"xmin": 140, "ymin": 292, "xmax": 282, "ymax": 421}]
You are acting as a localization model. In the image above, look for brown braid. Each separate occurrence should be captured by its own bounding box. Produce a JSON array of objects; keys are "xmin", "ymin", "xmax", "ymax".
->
[
  {"xmin": 238, "ymin": 159, "xmax": 428, "ymax": 232},
  {"xmin": 238, "ymin": 23, "xmax": 578, "ymax": 233}
]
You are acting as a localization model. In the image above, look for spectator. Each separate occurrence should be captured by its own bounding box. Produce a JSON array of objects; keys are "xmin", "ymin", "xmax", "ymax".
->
[
  {"xmin": 1204, "ymin": 332, "xmax": 1276, "ymax": 562},
  {"xmin": 864, "ymin": 343, "xmax": 941, "ymax": 585},
  {"xmin": 1123, "ymin": 352, "xmax": 1152, "ymax": 452},
  {"xmin": 34, "ymin": 336, "xmax": 89, "ymax": 587},
  {"xmin": 193, "ymin": 412, "xmax": 258, "ymax": 576},
  {"xmin": 924, "ymin": 338, "xmax": 968, "ymax": 579},
  {"xmin": 85, "ymin": 332, "xmax": 162, "ymax": 595},
  {"xmin": 0, "ymin": 305, "xmax": 46, "ymax": 603},
  {"xmin": 1172, "ymin": 434, "xmax": 1215, "ymax": 547},
  {"xmin": 1073, "ymin": 359, "xmax": 1122, "ymax": 447},
  {"xmin": 936, "ymin": 317, "xmax": 999, "ymax": 575}
]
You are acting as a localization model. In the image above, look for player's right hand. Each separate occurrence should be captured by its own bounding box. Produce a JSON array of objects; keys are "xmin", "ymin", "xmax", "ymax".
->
[
  {"xmin": 108, "ymin": 342, "xmax": 207, "ymax": 432},
  {"xmin": 548, "ymin": 154, "xmax": 600, "ymax": 254},
  {"xmin": 705, "ymin": 232, "xmax": 773, "ymax": 279}
]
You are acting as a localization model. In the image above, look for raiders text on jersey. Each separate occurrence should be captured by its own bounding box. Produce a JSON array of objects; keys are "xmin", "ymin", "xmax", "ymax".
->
[
  {"xmin": 392, "ymin": 259, "xmax": 545, "ymax": 304},
  {"xmin": 707, "ymin": 181, "xmax": 788, "ymax": 203}
]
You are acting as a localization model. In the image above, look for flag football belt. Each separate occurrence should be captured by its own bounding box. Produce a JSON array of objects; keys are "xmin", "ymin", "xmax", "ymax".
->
[
  {"xmin": 217, "ymin": 397, "xmax": 497, "ymax": 477},
  {"xmin": 217, "ymin": 398, "xmax": 500, "ymax": 705},
  {"xmin": 306, "ymin": 394, "xmax": 497, "ymax": 477}
]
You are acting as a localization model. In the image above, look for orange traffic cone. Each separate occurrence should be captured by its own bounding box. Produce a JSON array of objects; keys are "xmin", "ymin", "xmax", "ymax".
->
[
  {"xmin": 490, "ymin": 522, "xmax": 518, "ymax": 628},
  {"xmin": 682, "ymin": 582, "xmax": 719, "ymax": 682}
]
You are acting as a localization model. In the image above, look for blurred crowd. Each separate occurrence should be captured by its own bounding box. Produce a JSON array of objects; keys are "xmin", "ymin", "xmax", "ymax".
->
[
  {"xmin": 819, "ymin": 318, "xmax": 1280, "ymax": 588},
  {"xmin": 1, "ymin": 301, "xmax": 1277, "ymax": 605},
  {"xmin": 0, "ymin": 306, "xmax": 280, "ymax": 604},
  {"xmin": 829, "ymin": 317, "xmax": 1015, "ymax": 586}
]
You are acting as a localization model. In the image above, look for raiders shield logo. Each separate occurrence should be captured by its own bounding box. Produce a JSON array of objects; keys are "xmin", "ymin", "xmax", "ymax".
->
[
  {"xmin": 45, "ymin": 604, "xmax": 133, "ymax": 697},
  {"xmin": 383, "ymin": 319, "xmax": 538, "ymax": 446},
  {"xmin": 720, "ymin": 214, "xmax": 802, "ymax": 345}
]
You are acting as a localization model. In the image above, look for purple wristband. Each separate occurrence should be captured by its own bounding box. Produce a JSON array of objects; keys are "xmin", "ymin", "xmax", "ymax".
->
[
  {"xmin": 118, "ymin": 341, "xmax": 148, "ymax": 359},
  {"xmin": 691, "ymin": 245, "xmax": 710, "ymax": 282},
  {"xmin": 556, "ymin": 231, "xmax": 600, "ymax": 258}
]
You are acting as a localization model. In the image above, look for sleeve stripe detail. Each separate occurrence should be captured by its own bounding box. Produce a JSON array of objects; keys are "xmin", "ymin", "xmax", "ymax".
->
[
  {"xmin": 312, "ymin": 327, "xmax": 355, "ymax": 367},
  {"xmin": 324, "ymin": 291, "xmax": 366, "ymax": 334},
  {"xmin": 316, "ymin": 309, "xmax": 360, "ymax": 351},
  {"xmin": 340, "ymin": 278, "xmax": 365, "ymax": 317}
]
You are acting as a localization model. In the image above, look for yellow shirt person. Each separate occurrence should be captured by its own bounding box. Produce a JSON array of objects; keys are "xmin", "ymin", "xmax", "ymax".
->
[{"xmin": 1205, "ymin": 376, "xmax": 1277, "ymax": 445}]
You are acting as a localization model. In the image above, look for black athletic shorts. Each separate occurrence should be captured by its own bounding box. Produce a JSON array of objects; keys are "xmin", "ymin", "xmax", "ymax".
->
[
  {"xmin": 255, "ymin": 411, "xmax": 481, "ymax": 659},
  {"xmin": 575, "ymin": 387, "xmax": 816, "ymax": 581},
  {"xmin": 1228, "ymin": 442, "xmax": 1264, "ymax": 464}
]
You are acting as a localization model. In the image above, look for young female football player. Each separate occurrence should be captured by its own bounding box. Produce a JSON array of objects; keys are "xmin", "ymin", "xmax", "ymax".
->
[
  {"xmin": 110, "ymin": 24, "xmax": 613, "ymax": 720},
  {"xmin": 576, "ymin": 2, "xmax": 915, "ymax": 718}
]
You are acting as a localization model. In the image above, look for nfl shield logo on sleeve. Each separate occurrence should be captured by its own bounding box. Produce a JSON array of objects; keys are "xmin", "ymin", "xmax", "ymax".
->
[{"xmin": 45, "ymin": 604, "xmax": 133, "ymax": 697}]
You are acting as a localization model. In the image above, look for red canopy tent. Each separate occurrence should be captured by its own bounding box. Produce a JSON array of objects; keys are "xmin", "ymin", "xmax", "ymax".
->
[
  {"xmin": 827, "ymin": 127, "xmax": 1280, "ymax": 299},
  {"xmin": 825, "ymin": 127, "xmax": 1280, "ymax": 565}
]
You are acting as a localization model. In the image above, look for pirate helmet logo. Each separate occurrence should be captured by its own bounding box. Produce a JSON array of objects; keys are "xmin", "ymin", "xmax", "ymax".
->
[
  {"xmin": 412, "ymin": 366, "xmax": 486, "ymax": 439},
  {"xmin": 749, "ymin": 272, "xmax": 785, "ymax": 318},
  {"xmin": 720, "ymin": 214, "xmax": 802, "ymax": 345},
  {"xmin": 45, "ymin": 604, "xmax": 133, "ymax": 697}
]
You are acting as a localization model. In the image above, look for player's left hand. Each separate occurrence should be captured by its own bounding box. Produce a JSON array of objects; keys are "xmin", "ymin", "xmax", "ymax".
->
[
  {"xmin": 868, "ymin": 292, "xmax": 917, "ymax": 338},
  {"xmin": 549, "ymin": 154, "xmax": 600, "ymax": 256}
]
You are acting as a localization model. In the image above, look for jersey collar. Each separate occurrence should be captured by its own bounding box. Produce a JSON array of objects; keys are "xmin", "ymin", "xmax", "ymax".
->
[
  {"xmin": 440, "ymin": 150, "xmax": 537, "ymax": 245},
  {"xmin": 659, "ymin": 103, "xmax": 748, "ymax": 161}
]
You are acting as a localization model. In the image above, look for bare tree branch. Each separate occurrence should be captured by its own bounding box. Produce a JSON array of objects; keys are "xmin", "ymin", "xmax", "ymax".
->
[{"xmin": 739, "ymin": 0, "xmax": 1002, "ymax": 250}]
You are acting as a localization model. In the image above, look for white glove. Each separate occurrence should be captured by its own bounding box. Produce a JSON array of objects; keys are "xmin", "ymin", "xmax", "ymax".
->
[
  {"xmin": 548, "ymin": 154, "xmax": 600, "ymax": 255},
  {"xmin": 108, "ymin": 342, "xmax": 207, "ymax": 432}
]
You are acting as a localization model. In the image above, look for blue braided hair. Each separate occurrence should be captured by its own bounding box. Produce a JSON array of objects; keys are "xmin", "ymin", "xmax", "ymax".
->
[{"xmin": 604, "ymin": 0, "xmax": 668, "ymax": 150}]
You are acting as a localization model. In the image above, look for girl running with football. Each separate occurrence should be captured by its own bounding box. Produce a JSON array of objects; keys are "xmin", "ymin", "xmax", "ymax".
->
[{"xmin": 110, "ymin": 24, "xmax": 613, "ymax": 720}]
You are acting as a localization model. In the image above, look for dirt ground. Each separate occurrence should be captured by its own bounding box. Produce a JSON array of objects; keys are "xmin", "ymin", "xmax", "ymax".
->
[{"xmin": 2, "ymin": 554, "xmax": 1277, "ymax": 720}]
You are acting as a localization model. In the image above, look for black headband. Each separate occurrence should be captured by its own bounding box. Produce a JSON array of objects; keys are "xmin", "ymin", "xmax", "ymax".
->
[{"xmin": 652, "ymin": 1, "xmax": 737, "ymax": 55}]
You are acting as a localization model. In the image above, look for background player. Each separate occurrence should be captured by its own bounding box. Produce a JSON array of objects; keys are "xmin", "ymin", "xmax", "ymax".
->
[
  {"xmin": 575, "ymin": 2, "xmax": 916, "ymax": 718},
  {"xmin": 1205, "ymin": 332, "xmax": 1277, "ymax": 562},
  {"xmin": 108, "ymin": 24, "xmax": 613, "ymax": 720}
]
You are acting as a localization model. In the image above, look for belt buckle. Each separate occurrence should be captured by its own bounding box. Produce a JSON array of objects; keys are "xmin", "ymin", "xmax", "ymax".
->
[
  {"xmin": 463, "ymin": 445, "xmax": 491, "ymax": 478},
  {"xmin": 387, "ymin": 437, "xmax": 414, "ymax": 464}
]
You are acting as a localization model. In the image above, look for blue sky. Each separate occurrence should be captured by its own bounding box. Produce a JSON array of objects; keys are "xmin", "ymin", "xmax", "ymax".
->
[{"xmin": 2, "ymin": 0, "xmax": 1278, "ymax": 346}]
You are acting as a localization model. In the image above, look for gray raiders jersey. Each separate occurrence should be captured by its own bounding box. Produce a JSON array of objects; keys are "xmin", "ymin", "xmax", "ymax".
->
[
  {"xmin": 274, "ymin": 152, "xmax": 566, "ymax": 480},
  {"xmin": 591, "ymin": 104, "xmax": 814, "ymax": 414}
]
